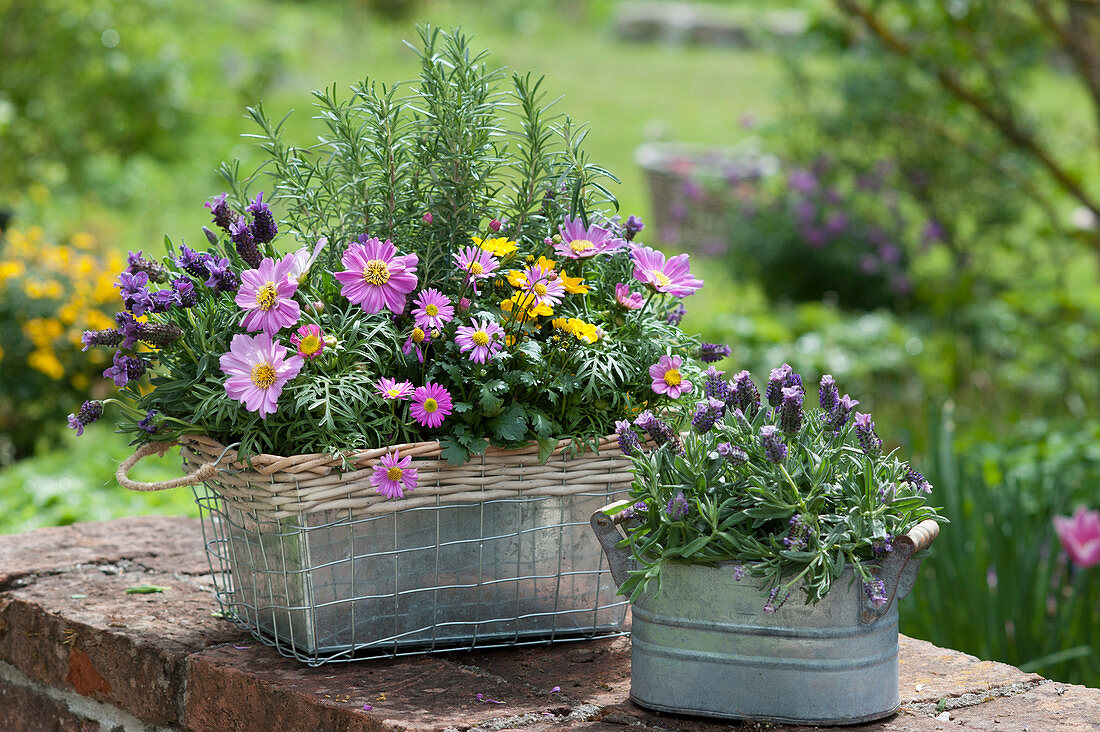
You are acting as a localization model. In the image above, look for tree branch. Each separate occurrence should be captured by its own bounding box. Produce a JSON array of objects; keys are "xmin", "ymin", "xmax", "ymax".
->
[{"xmin": 834, "ymin": 0, "xmax": 1100, "ymax": 220}]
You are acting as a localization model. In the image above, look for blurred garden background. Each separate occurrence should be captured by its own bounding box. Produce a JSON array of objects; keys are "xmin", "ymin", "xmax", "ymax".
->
[{"xmin": 1, "ymin": 0, "xmax": 1097, "ymax": 686}]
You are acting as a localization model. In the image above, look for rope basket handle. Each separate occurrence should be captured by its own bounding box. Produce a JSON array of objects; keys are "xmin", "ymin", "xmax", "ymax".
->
[{"xmin": 116, "ymin": 441, "xmax": 221, "ymax": 492}]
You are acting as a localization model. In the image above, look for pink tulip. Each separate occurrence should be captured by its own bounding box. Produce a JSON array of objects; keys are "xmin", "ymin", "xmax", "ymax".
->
[{"xmin": 1053, "ymin": 506, "xmax": 1100, "ymax": 569}]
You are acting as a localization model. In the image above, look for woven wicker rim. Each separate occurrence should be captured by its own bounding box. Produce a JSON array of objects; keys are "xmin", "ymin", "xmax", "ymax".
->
[{"xmin": 178, "ymin": 433, "xmax": 632, "ymax": 518}]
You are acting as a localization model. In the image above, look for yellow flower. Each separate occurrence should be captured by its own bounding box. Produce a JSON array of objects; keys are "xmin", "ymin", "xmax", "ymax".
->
[
  {"xmin": 70, "ymin": 373, "xmax": 89, "ymax": 391},
  {"xmin": 535, "ymin": 256, "xmax": 557, "ymax": 271},
  {"xmin": 27, "ymin": 349, "xmax": 65, "ymax": 380},
  {"xmin": 70, "ymin": 232, "xmax": 96, "ymax": 250},
  {"xmin": 551, "ymin": 317, "xmax": 598, "ymax": 344},
  {"xmin": 0, "ymin": 344, "xmax": 4, "ymax": 363},
  {"xmin": 501, "ymin": 293, "xmax": 552, "ymax": 321},
  {"xmin": 559, "ymin": 272, "xmax": 589, "ymax": 294},
  {"xmin": 506, "ymin": 270, "xmax": 527, "ymax": 288},
  {"xmin": 474, "ymin": 236, "xmax": 518, "ymax": 257},
  {"xmin": 0, "ymin": 260, "xmax": 25, "ymax": 283},
  {"xmin": 24, "ymin": 318, "xmax": 64, "ymax": 347},
  {"xmin": 84, "ymin": 310, "xmax": 115, "ymax": 331}
]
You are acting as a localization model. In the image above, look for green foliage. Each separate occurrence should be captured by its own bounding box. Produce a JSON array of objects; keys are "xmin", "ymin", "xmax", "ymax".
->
[
  {"xmin": 902, "ymin": 407, "xmax": 1100, "ymax": 688},
  {"xmin": 618, "ymin": 368, "xmax": 943, "ymax": 606}
]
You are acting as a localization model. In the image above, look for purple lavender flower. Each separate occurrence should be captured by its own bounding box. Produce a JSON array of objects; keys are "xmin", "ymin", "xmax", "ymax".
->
[
  {"xmin": 624, "ymin": 214, "xmax": 645, "ymax": 242},
  {"xmin": 205, "ymin": 193, "xmax": 235, "ymax": 231},
  {"xmin": 703, "ymin": 366, "xmax": 731, "ymax": 403},
  {"xmin": 140, "ymin": 322, "xmax": 183, "ymax": 348},
  {"xmin": 246, "ymin": 191, "xmax": 278, "ymax": 244},
  {"xmin": 699, "ymin": 342, "xmax": 731, "ymax": 363},
  {"xmin": 66, "ymin": 400, "xmax": 104, "ymax": 437},
  {"xmin": 730, "ymin": 370, "xmax": 761, "ymax": 416},
  {"xmin": 779, "ymin": 385, "xmax": 804, "ymax": 434},
  {"xmin": 116, "ymin": 271, "xmax": 152, "ymax": 316},
  {"xmin": 760, "ymin": 425, "xmax": 787, "ymax": 463},
  {"xmin": 903, "ymin": 467, "xmax": 933, "ymax": 494},
  {"xmin": 819, "ymin": 374, "xmax": 839, "ymax": 415},
  {"xmin": 788, "ymin": 168, "xmax": 817, "ymax": 193},
  {"xmin": 634, "ymin": 411, "xmax": 685, "ymax": 456},
  {"xmin": 229, "ymin": 216, "xmax": 261, "ymax": 268},
  {"xmin": 732, "ymin": 565, "xmax": 745, "ymax": 581},
  {"xmin": 763, "ymin": 586, "xmax": 791, "ymax": 613},
  {"xmin": 872, "ymin": 536, "xmax": 893, "ymax": 556},
  {"xmin": 150, "ymin": 288, "xmax": 179, "ymax": 313},
  {"xmin": 691, "ymin": 398, "xmax": 725, "ymax": 435},
  {"xmin": 766, "ymin": 364, "xmax": 793, "ymax": 407},
  {"xmin": 114, "ymin": 311, "xmax": 143, "ymax": 349},
  {"xmin": 921, "ymin": 219, "xmax": 945, "ymax": 246},
  {"xmin": 81, "ymin": 329, "xmax": 123, "ymax": 352},
  {"xmin": 172, "ymin": 279, "xmax": 197, "ymax": 308},
  {"xmin": 176, "ymin": 245, "xmax": 212, "ymax": 279},
  {"xmin": 864, "ymin": 577, "xmax": 888, "ymax": 608},
  {"xmin": 126, "ymin": 251, "xmax": 168, "ymax": 282},
  {"xmin": 783, "ymin": 514, "xmax": 811, "ymax": 550},
  {"xmin": 615, "ymin": 419, "xmax": 641, "ymax": 456},
  {"xmin": 137, "ymin": 410, "xmax": 159, "ymax": 434},
  {"xmin": 666, "ymin": 302, "xmax": 686, "ymax": 326},
  {"xmin": 825, "ymin": 212, "xmax": 848, "ymax": 235},
  {"xmin": 103, "ymin": 352, "xmax": 146, "ymax": 387},
  {"xmin": 717, "ymin": 442, "xmax": 748, "ymax": 467},
  {"xmin": 879, "ymin": 483, "xmax": 896, "ymax": 505},
  {"xmin": 828, "ymin": 394, "xmax": 859, "ymax": 431},
  {"xmin": 205, "ymin": 257, "xmax": 240, "ymax": 294},
  {"xmin": 854, "ymin": 412, "xmax": 882, "ymax": 458},
  {"xmin": 620, "ymin": 501, "xmax": 648, "ymax": 521},
  {"xmin": 665, "ymin": 491, "xmax": 690, "ymax": 520}
]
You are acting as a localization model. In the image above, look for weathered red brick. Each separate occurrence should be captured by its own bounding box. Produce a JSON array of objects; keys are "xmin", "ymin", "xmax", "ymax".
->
[{"xmin": 0, "ymin": 676, "xmax": 100, "ymax": 732}]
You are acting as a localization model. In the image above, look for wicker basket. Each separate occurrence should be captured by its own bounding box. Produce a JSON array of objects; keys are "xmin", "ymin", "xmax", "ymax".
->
[
  {"xmin": 636, "ymin": 141, "xmax": 779, "ymax": 256},
  {"xmin": 118, "ymin": 434, "xmax": 632, "ymax": 665}
]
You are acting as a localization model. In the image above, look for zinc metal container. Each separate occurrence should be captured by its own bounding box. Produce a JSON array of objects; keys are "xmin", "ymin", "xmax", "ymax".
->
[{"xmin": 592, "ymin": 504, "xmax": 939, "ymax": 725}]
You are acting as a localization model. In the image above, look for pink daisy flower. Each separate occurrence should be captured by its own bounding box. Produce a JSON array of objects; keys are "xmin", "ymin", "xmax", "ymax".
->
[
  {"xmin": 453, "ymin": 246, "xmax": 499, "ymax": 292},
  {"xmin": 411, "ymin": 288, "xmax": 454, "ymax": 331},
  {"xmin": 335, "ymin": 236, "xmax": 419, "ymax": 314},
  {"xmin": 286, "ymin": 237, "xmax": 327, "ymax": 283},
  {"xmin": 290, "ymin": 323, "xmax": 326, "ymax": 360},
  {"xmin": 520, "ymin": 264, "xmax": 565, "ymax": 307},
  {"xmin": 371, "ymin": 450, "xmax": 418, "ymax": 499},
  {"xmin": 455, "ymin": 317, "xmax": 504, "ymax": 364},
  {"xmin": 402, "ymin": 326, "xmax": 431, "ymax": 364},
  {"xmin": 614, "ymin": 283, "xmax": 645, "ymax": 309},
  {"xmin": 630, "ymin": 245, "xmax": 704, "ymax": 297},
  {"xmin": 555, "ymin": 217, "xmax": 626, "ymax": 259},
  {"xmin": 220, "ymin": 332, "xmax": 304, "ymax": 419},
  {"xmin": 411, "ymin": 382, "xmax": 453, "ymax": 428},
  {"xmin": 235, "ymin": 255, "xmax": 301, "ymax": 334},
  {"xmin": 649, "ymin": 354, "xmax": 692, "ymax": 399},
  {"xmin": 376, "ymin": 377, "xmax": 413, "ymax": 401}
]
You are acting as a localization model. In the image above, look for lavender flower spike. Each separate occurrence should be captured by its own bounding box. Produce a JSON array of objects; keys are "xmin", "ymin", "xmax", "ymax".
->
[
  {"xmin": 730, "ymin": 370, "xmax": 761, "ymax": 416},
  {"xmin": 699, "ymin": 342, "xmax": 731, "ymax": 363},
  {"xmin": 828, "ymin": 394, "xmax": 859, "ymax": 431},
  {"xmin": 766, "ymin": 364, "xmax": 793, "ymax": 407},
  {"xmin": 703, "ymin": 366, "xmax": 731, "ymax": 402},
  {"xmin": 246, "ymin": 191, "xmax": 278, "ymax": 244},
  {"xmin": 665, "ymin": 491, "xmax": 690, "ymax": 520},
  {"xmin": 819, "ymin": 374, "xmax": 838, "ymax": 415},
  {"xmin": 691, "ymin": 398, "xmax": 725, "ymax": 435},
  {"xmin": 760, "ymin": 425, "xmax": 787, "ymax": 463},
  {"xmin": 229, "ymin": 215, "xmax": 262, "ymax": 268},
  {"xmin": 205, "ymin": 193, "xmax": 235, "ymax": 231},
  {"xmin": 853, "ymin": 412, "xmax": 883, "ymax": 458},
  {"xmin": 717, "ymin": 442, "xmax": 748, "ymax": 466},
  {"xmin": 615, "ymin": 420, "xmax": 641, "ymax": 456},
  {"xmin": 779, "ymin": 385, "xmax": 804, "ymax": 434}
]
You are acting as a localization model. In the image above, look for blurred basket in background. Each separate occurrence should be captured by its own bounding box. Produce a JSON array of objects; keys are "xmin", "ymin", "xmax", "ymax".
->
[
  {"xmin": 636, "ymin": 140, "xmax": 779, "ymax": 256},
  {"xmin": 151, "ymin": 434, "xmax": 632, "ymax": 665}
]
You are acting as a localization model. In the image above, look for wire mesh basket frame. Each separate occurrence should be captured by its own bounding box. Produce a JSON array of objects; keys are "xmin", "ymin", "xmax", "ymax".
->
[{"xmin": 184, "ymin": 434, "xmax": 632, "ymax": 665}]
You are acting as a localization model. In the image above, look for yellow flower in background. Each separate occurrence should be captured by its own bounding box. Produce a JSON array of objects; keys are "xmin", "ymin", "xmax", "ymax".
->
[
  {"xmin": 70, "ymin": 232, "xmax": 96, "ymax": 250},
  {"xmin": 84, "ymin": 309, "xmax": 115, "ymax": 331},
  {"xmin": 24, "ymin": 318, "xmax": 64, "ymax": 347},
  {"xmin": 27, "ymin": 349, "xmax": 64, "ymax": 380},
  {"xmin": 0, "ymin": 261, "xmax": 25, "ymax": 283},
  {"xmin": 558, "ymin": 272, "xmax": 589, "ymax": 294},
  {"xmin": 70, "ymin": 373, "xmax": 89, "ymax": 391},
  {"xmin": 551, "ymin": 317, "xmax": 599, "ymax": 344},
  {"xmin": 0, "ymin": 344, "xmax": 5, "ymax": 363},
  {"xmin": 474, "ymin": 236, "xmax": 518, "ymax": 257}
]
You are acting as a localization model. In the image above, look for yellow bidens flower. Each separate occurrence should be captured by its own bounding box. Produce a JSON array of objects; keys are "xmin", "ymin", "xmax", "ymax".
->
[
  {"xmin": 551, "ymin": 317, "xmax": 600, "ymax": 344},
  {"xmin": 474, "ymin": 236, "xmax": 518, "ymax": 257},
  {"xmin": 501, "ymin": 292, "xmax": 553, "ymax": 323},
  {"xmin": 558, "ymin": 272, "xmax": 589, "ymax": 294}
]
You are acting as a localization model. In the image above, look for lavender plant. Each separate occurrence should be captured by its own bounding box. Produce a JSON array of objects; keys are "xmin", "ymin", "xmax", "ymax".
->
[{"xmin": 615, "ymin": 367, "xmax": 945, "ymax": 607}]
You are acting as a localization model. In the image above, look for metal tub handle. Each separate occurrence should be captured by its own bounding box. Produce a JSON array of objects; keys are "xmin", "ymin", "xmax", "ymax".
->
[
  {"xmin": 591, "ymin": 500, "xmax": 636, "ymax": 588},
  {"xmin": 861, "ymin": 519, "xmax": 941, "ymax": 624}
]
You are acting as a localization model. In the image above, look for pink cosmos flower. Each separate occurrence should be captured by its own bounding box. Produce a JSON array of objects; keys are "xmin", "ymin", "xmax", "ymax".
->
[
  {"xmin": 220, "ymin": 332, "xmax": 304, "ymax": 419},
  {"xmin": 1054, "ymin": 506, "xmax": 1100, "ymax": 568},
  {"xmin": 371, "ymin": 450, "xmax": 418, "ymax": 499},
  {"xmin": 286, "ymin": 237, "xmax": 327, "ymax": 283},
  {"xmin": 453, "ymin": 246, "xmax": 499, "ymax": 292},
  {"xmin": 411, "ymin": 288, "xmax": 454, "ymax": 331},
  {"xmin": 290, "ymin": 323, "xmax": 325, "ymax": 360},
  {"xmin": 402, "ymin": 326, "xmax": 431, "ymax": 364},
  {"xmin": 614, "ymin": 283, "xmax": 645, "ymax": 309},
  {"xmin": 520, "ymin": 264, "xmax": 565, "ymax": 307},
  {"xmin": 376, "ymin": 377, "xmax": 413, "ymax": 401},
  {"xmin": 649, "ymin": 354, "xmax": 692, "ymax": 399},
  {"xmin": 630, "ymin": 244, "xmax": 704, "ymax": 297},
  {"xmin": 235, "ymin": 255, "xmax": 301, "ymax": 334},
  {"xmin": 555, "ymin": 217, "xmax": 626, "ymax": 259},
  {"xmin": 411, "ymin": 382, "xmax": 453, "ymax": 428},
  {"xmin": 455, "ymin": 317, "xmax": 504, "ymax": 364},
  {"xmin": 335, "ymin": 236, "xmax": 419, "ymax": 314}
]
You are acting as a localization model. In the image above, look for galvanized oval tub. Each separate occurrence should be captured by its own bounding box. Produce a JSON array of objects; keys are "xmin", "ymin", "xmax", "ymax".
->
[{"xmin": 591, "ymin": 503, "xmax": 939, "ymax": 726}]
